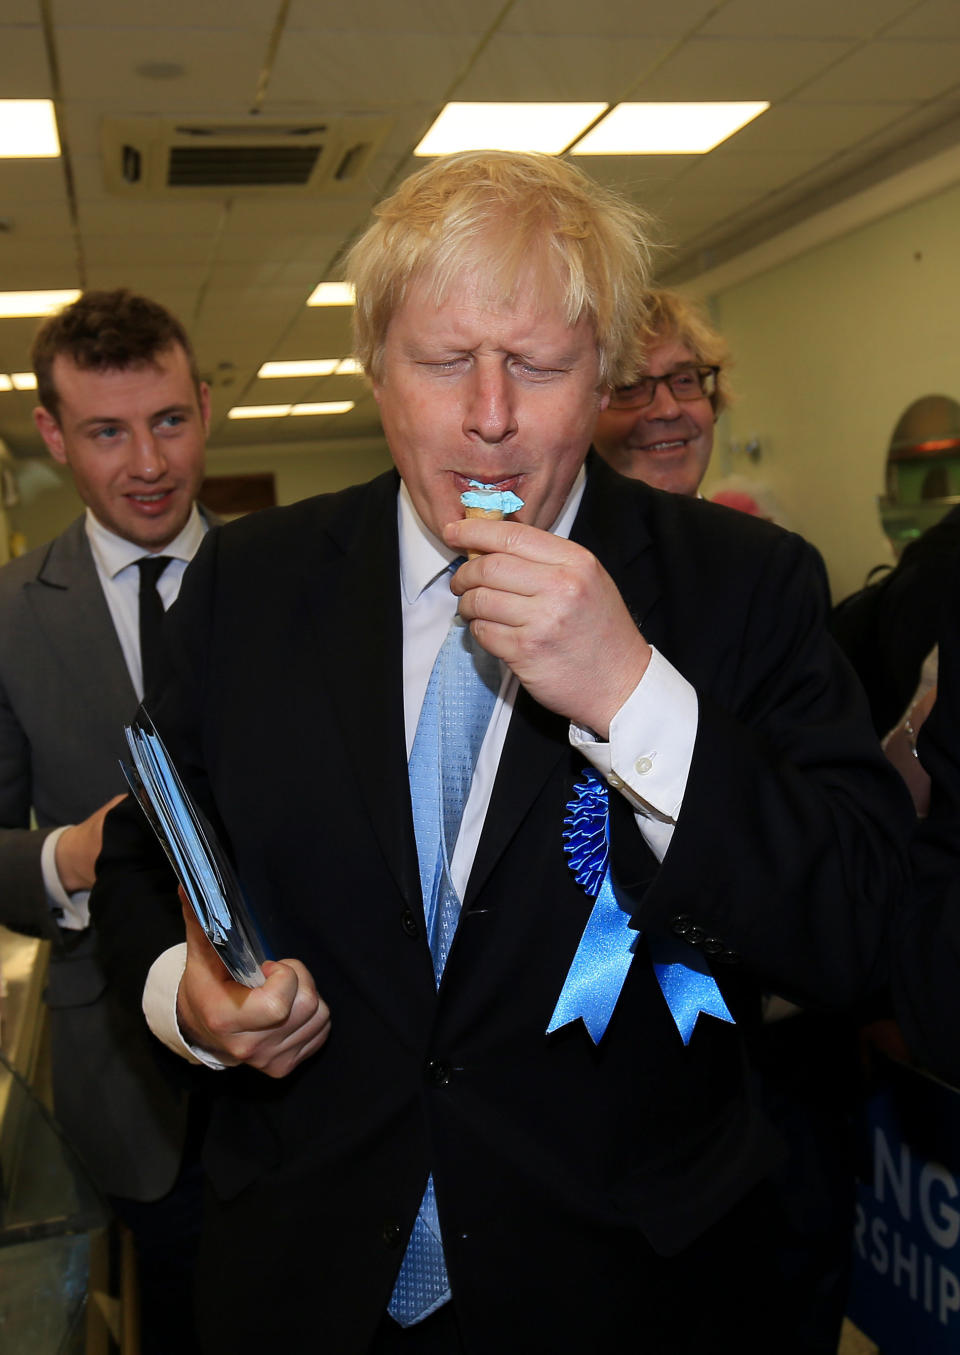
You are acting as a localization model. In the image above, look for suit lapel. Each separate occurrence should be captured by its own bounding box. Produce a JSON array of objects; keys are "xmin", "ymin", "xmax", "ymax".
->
[
  {"xmin": 284, "ymin": 476, "xmax": 436, "ymax": 1039},
  {"xmin": 26, "ymin": 517, "xmax": 137, "ymax": 716},
  {"xmin": 307, "ymin": 473, "xmax": 422, "ymax": 911}
]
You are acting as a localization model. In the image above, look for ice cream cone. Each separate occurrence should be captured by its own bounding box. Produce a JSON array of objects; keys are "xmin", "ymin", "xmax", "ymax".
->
[{"xmin": 464, "ymin": 504, "xmax": 502, "ymax": 558}]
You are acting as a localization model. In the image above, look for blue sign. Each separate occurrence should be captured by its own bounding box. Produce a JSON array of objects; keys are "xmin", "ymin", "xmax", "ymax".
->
[{"xmin": 849, "ymin": 1059, "xmax": 960, "ymax": 1351}]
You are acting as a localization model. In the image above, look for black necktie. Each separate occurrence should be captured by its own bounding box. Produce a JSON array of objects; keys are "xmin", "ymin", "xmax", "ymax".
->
[{"xmin": 137, "ymin": 555, "xmax": 172, "ymax": 697}]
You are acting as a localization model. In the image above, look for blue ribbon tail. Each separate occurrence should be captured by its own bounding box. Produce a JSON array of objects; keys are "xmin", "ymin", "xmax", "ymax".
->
[
  {"xmin": 547, "ymin": 869, "xmax": 637, "ymax": 1044},
  {"xmin": 649, "ymin": 937, "xmax": 735, "ymax": 1046}
]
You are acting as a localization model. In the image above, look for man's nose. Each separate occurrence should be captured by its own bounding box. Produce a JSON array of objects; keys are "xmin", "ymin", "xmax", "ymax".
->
[
  {"xmin": 463, "ymin": 363, "xmax": 518, "ymax": 444},
  {"xmin": 643, "ymin": 378, "xmax": 681, "ymax": 420},
  {"xmin": 128, "ymin": 431, "xmax": 167, "ymax": 479}
]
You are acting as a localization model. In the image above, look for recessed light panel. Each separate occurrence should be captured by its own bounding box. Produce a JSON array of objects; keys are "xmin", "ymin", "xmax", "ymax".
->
[
  {"xmin": 258, "ymin": 359, "xmax": 339, "ymax": 379},
  {"xmin": 0, "ymin": 101, "xmax": 60, "ymax": 157},
  {"xmin": 290, "ymin": 401, "xmax": 355, "ymax": 416},
  {"xmin": 0, "ymin": 290, "xmax": 80, "ymax": 318},
  {"xmin": 228, "ymin": 404, "xmax": 290, "ymax": 419},
  {"xmin": 11, "ymin": 372, "xmax": 37, "ymax": 390},
  {"xmin": 415, "ymin": 103, "xmax": 608, "ymax": 156},
  {"xmin": 571, "ymin": 102, "xmax": 769, "ymax": 154},
  {"xmin": 306, "ymin": 282, "xmax": 355, "ymax": 307}
]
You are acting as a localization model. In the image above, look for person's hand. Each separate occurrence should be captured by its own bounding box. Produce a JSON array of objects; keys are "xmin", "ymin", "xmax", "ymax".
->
[
  {"xmin": 176, "ymin": 894, "xmax": 331, "ymax": 1078},
  {"xmin": 445, "ymin": 517, "xmax": 651, "ymax": 738},
  {"xmin": 882, "ymin": 685, "xmax": 937, "ymax": 817},
  {"xmin": 55, "ymin": 794, "xmax": 127, "ymax": 894}
]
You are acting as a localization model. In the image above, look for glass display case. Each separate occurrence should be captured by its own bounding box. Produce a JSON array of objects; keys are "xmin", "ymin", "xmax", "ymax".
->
[{"xmin": 0, "ymin": 928, "xmax": 115, "ymax": 1353}]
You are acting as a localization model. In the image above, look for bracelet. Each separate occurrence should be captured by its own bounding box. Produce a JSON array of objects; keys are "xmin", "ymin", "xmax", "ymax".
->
[{"xmin": 903, "ymin": 709, "xmax": 920, "ymax": 759}]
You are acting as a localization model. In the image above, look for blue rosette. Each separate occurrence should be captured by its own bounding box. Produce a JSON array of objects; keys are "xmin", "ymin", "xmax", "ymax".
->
[{"xmin": 547, "ymin": 769, "xmax": 734, "ymax": 1046}]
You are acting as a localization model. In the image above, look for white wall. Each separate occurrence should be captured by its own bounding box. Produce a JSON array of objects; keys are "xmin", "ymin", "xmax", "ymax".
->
[{"xmin": 699, "ymin": 179, "xmax": 960, "ymax": 602}]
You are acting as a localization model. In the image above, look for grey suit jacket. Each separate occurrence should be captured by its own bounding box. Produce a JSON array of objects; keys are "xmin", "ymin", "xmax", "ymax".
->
[{"xmin": 0, "ymin": 514, "xmax": 190, "ymax": 1199}]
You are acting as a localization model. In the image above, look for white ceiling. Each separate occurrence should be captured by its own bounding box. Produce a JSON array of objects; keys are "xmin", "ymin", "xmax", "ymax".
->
[{"xmin": 2, "ymin": 0, "xmax": 960, "ymax": 458}]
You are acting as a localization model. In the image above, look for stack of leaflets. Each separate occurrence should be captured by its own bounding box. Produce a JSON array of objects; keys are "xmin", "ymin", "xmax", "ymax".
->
[{"xmin": 121, "ymin": 705, "xmax": 268, "ymax": 988}]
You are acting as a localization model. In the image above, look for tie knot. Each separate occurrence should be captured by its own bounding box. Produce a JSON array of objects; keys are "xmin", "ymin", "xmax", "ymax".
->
[{"xmin": 137, "ymin": 555, "xmax": 172, "ymax": 588}]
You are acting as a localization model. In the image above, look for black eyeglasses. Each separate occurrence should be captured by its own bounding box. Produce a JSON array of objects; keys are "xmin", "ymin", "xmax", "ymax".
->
[{"xmin": 609, "ymin": 365, "xmax": 719, "ymax": 411}]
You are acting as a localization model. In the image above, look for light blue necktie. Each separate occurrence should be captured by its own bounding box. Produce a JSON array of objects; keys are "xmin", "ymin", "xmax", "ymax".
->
[{"xmin": 388, "ymin": 596, "xmax": 500, "ymax": 1327}]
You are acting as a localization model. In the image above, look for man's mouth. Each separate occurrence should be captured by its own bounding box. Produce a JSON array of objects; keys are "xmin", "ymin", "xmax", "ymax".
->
[
  {"xmin": 636, "ymin": 440, "xmax": 687, "ymax": 454},
  {"xmin": 453, "ymin": 472, "xmax": 522, "ymax": 492},
  {"xmin": 127, "ymin": 489, "xmax": 177, "ymax": 510}
]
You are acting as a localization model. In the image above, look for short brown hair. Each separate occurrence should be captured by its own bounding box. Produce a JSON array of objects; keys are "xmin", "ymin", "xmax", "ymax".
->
[
  {"xmin": 643, "ymin": 289, "xmax": 733, "ymax": 416},
  {"xmin": 346, "ymin": 150, "xmax": 653, "ymax": 389},
  {"xmin": 32, "ymin": 288, "xmax": 201, "ymax": 422}
]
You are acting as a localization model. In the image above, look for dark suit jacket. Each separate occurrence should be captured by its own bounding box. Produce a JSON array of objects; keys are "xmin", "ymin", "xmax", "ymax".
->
[
  {"xmin": 0, "ymin": 514, "xmax": 191, "ymax": 1199},
  {"xmin": 830, "ymin": 503, "xmax": 960, "ymax": 735},
  {"xmin": 92, "ymin": 458, "xmax": 912, "ymax": 1351},
  {"xmin": 892, "ymin": 551, "xmax": 960, "ymax": 1086}
]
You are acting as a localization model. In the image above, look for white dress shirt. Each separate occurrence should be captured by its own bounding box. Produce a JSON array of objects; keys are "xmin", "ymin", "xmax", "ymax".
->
[
  {"xmin": 145, "ymin": 475, "xmax": 699, "ymax": 1063},
  {"xmin": 41, "ymin": 505, "xmax": 207, "ymax": 926}
]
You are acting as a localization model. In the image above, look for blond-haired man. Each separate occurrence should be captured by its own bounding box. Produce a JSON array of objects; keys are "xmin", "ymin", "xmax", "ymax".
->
[{"xmin": 93, "ymin": 153, "xmax": 909, "ymax": 1354}]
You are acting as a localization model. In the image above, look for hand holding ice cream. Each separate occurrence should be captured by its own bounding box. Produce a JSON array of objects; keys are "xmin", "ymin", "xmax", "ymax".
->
[{"xmin": 460, "ymin": 480, "xmax": 525, "ymax": 558}]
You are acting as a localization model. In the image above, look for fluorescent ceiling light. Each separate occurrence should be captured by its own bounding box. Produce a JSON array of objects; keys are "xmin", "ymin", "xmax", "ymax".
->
[
  {"xmin": 0, "ymin": 375, "xmax": 11, "ymax": 392},
  {"xmin": 0, "ymin": 289, "xmax": 80, "ymax": 318},
  {"xmin": 336, "ymin": 357, "xmax": 362, "ymax": 375},
  {"xmin": 415, "ymin": 102, "xmax": 608, "ymax": 156},
  {"xmin": 571, "ymin": 102, "xmax": 769, "ymax": 154},
  {"xmin": 0, "ymin": 101, "xmax": 60, "ymax": 157},
  {"xmin": 228, "ymin": 404, "xmax": 290, "ymax": 419},
  {"xmin": 306, "ymin": 282, "xmax": 355, "ymax": 307},
  {"xmin": 290, "ymin": 401, "xmax": 355, "ymax": 416},
  {"xmin": 11, "ymin": 372, "xmax": 36, "ymax": 390},
  {"xmin": 258, "ymin": 359, "xmax": 339, "ymax": 379}
]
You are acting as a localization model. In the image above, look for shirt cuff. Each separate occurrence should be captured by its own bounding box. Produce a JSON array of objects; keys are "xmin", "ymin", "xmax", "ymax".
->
[
  {"xmin": 142, "ymin": 942, "xmax": 228, "ymax": 1070},
  {"xmin": 40, "ymin": 827, "xmax": 91, "ymax": 930},
  {"xmin": 569, "ymin": 646, "xmax": 698, "ymax": 823}
]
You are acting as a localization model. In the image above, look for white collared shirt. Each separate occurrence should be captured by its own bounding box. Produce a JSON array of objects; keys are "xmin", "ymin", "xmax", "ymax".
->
[
  {"xmin": 85, "ymin": 504, "xmax": 206, "ymax": 702},
  {"xmin": 42, "ymin": 505, "xmax": 208, "ymax": 925}
]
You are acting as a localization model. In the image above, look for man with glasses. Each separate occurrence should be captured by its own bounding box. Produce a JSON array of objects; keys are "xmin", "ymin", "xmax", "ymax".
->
[
  {"xmin": 597, "ymin": 288, "xmax": 859, "ymax": 1354},
  {"xmin": 593, "ymin": 289, "xmax": 727, "ymax": 497}
]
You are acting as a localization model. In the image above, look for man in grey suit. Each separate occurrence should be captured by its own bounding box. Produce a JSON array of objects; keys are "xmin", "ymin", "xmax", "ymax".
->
[{"xmin": 0, "ymin": 288, "xmax": 211, "ymax": 1352}]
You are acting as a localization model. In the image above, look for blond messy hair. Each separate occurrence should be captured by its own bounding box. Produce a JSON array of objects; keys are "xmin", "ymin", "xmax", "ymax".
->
[
  {"xmin": 346, "ymin": 150, "xmax": 653, "ymax": 388},
  {"xmin": 644, "ymin": 288, "xmax": 733, "ymax": 416}
]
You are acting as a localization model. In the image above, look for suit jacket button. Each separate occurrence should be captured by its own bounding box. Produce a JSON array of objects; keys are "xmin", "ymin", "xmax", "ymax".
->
[
  {"xmin": 427, "ymin": 1058, "xmax": 452, "ymax": 1087},
  {"xmin": 671, "ymin": 914, "xmax": 693, "ymax": 936},
  {"xmin": 717, "ymin": 948, "xmax": 742, "ymax": 965},
  {"xmin": 382, "ymin": 1221, "xmax": 402, "ymax": 1248},
  {"xmin": 400, "ymin": 909, "xmax": 419, "ymax": 938},
  {"xmin": 702, "ymin": 937, "xmax": 724, "ymax": 955},
  {"xmin": 685, "ymin": 925, "xmax": 705, "ymax": 945}
]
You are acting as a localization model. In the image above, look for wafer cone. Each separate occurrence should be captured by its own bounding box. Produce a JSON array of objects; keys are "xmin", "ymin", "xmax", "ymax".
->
[{"xmin": 464, "ymin": 504, "xmax": 502, "ymax": 558}]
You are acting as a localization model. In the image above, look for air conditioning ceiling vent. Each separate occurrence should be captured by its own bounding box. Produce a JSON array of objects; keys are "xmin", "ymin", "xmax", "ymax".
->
[{"xmin": 101, "ymin": 115, "xmax": 391, "ymax": 197}]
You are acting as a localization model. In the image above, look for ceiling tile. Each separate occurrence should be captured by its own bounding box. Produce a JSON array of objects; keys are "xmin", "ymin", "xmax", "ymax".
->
[
  {"xmin": 700, "ymin": 0, "xmax": 917, "ymax": 39},
  {"xmin": 796, "ymin": 40, "xmax": 960, "ymax": 102},
  {"xmin": 502, "ymin": 0, "xmax": 718, "ymax": 37},
  {"xmin": 55, "ymin": 26, "xmax": 269, "ymax": 105},
  {"xmin": 84, "ymin": 261, "xmax": 210, "ymax": 294},
  {"xmin": 630, "ymin": 36, "xmax": 857, "ymax": 101},
  {"xmin": 0, "ymin": 24, "xmax": 52, "ymax": 96},
  {"xmin": 76, "ymin": 198, "xmax": 227, "ymax": 236},
  {"xmin": 50, "ymin": 0, "xmax": 276, "ymax": 27},
  {"xmin": 271, "ymin": 30, "xmax": 482, "ymax": 104},
  {"xmin": 287, "ymin": 0, "xmax": 507, "ymax": 35},
  {"xmin": 457, "ymin": 33, "xmax": 673, "ymax": 101},
  {"xmin": 0, "ymin": 160, "xmax": 69, "ymax": 204},
  {"xmin": 719, "ymin": 100, "xmax": 915, "ymax": 152},
  {"xmin": 884, "ymin": 0, "xmax": 960, "ymax": 39}
]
